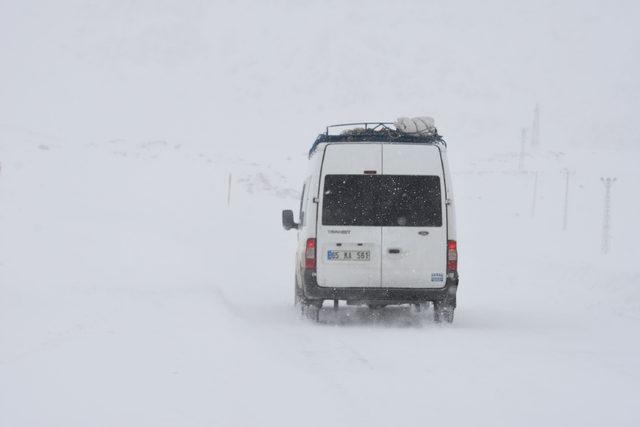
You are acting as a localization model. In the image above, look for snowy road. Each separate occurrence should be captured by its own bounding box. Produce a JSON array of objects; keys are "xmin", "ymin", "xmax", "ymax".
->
[{"xmin": 1, "ymin": 141, "xmax": 639, "ymax": 426}]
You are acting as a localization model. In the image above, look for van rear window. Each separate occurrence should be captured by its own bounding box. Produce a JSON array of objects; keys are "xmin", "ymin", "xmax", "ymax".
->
[{"xmin": 322, "ymin": 175, "xmax": 442, "ymax": 227}]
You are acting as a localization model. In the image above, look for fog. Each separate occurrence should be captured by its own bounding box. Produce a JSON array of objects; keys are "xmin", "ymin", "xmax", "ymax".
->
[
  {"xmin": 1, "ymin": 2, "xmax": 639, "ymax": 426},
  {"xmin": 2, "ymin": 1, "xmax": 639, "ymax": 150}
]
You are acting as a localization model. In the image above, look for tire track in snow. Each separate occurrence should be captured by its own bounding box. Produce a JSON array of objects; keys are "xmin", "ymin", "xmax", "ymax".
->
[{"xmin": 0, "ymin": 319, "xmax": 100, "ymax": 365}]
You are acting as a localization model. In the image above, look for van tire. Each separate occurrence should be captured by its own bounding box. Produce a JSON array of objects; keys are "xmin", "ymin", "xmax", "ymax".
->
[
  {"xmin": 295, "ymin": 276, "xmax": 314, "ymax": 306},
  {"xmin": 295, "ymin": 277, "xmax": 323, "ymax": 321},
  {"xmin": 433, "ymin": 301, "xmax": 455, "ymax": 323},
  {"xmin": 303, "ymin": 301, "xmax": 322, "ymax": 322},
  {"xmin": 294, "ymin": 277, "xmax": 303, "ymax": 306}
]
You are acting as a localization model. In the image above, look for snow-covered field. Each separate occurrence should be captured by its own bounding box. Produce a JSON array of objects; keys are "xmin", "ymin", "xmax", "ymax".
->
[{"xmin": 2, "ymin": 1, "xmax": 640, "ymax": 426}]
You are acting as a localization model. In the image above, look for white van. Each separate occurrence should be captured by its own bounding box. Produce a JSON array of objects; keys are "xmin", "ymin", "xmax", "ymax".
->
[{"xmin": 282, "ymin": 119, "xmax": 458, "ymax": 322}]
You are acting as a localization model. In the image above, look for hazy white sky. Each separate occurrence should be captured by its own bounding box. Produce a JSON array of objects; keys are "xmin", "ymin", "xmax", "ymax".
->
[{"xmin": 1, "ymin": 0, "xmax": 638, "ymax": 151}]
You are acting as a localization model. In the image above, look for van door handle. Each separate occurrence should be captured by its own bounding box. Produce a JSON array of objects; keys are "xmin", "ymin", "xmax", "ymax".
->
[{"xmin": 388, "ymin": 248, "xmax": 401, "ymax": 254}]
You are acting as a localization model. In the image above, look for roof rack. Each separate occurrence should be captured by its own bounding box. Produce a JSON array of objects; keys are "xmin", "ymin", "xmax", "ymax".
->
[
  {"xmin": 325, "ymin": 122, "xmax": 395, "ymax": 135},
  {"xmin": 309, "ymin": 121, "xmax": 446, "ymax": 157}
]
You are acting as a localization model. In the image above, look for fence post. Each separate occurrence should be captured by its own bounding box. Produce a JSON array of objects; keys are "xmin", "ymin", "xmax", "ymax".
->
[
  {"xmin": 531, "ymin": 104, "xmax": 540, "ymax": 148},
  {"xmin": 531, "ymin": 171, "xmax": 538, "ymax": 218},
  {"xmin": 600, "ymin": 177, "xmax": 616, "ymax": 254}
]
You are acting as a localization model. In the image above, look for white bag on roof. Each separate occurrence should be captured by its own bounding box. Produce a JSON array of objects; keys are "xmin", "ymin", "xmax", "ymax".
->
[{"xmin": 395, "ymin": 116, "xmax": 436, "ymax": 135}]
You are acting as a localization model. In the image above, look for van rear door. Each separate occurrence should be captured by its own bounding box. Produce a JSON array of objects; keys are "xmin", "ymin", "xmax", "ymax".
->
[
  {"xmin": 381, "ymin": 144, "xmax": 447, "ymax": 288},
  {"xmin": 316, "ymin": 144, "xmax": 382, "ymax": 288}
]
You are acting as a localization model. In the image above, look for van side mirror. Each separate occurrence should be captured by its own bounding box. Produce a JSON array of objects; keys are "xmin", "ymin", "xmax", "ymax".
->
[{"xmin": 282, "ymin": 210, "xmax": 298, "ymax": 230}]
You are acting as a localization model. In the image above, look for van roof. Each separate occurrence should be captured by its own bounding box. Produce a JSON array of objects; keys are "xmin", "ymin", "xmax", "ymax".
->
[{"xmin": 308, "ymin": 122, "xmax": 446, "ymax": 158}]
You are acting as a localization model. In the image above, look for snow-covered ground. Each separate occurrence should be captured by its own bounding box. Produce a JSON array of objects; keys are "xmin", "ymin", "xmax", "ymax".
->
[
  {"xmin": 1, "ymin": 1, "xmax": 640, "ymax": 426},
  {"xmin": 1, "ymin": 136, "xmax": 638, "ymax": 427}
]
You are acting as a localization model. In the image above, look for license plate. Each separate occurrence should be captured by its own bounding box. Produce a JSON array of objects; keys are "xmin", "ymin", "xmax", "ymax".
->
[{"xmin": 327, "ymin": 250, "xmax": 370, "ymax": 261}]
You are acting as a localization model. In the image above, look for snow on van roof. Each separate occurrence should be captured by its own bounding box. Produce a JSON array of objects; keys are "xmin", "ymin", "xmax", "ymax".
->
[{"xmin": 309, "ymin": 119, "xmax": 446, "ymax": 157}]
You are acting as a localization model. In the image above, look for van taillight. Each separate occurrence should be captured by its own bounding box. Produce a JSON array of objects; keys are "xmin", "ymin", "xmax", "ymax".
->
[
  {"xmin": 447, "ymin": 240, "xmax": 458, "ymax": 276},
  {"xmin": 305, "ymin": 238, "xmax": 316, "ymax": 270}
]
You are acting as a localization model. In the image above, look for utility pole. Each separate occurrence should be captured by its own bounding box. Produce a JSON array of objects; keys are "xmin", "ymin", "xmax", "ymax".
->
[
  {"xmin": 518, "ymin": 128, "xmax": 527, "ymax": 171},
  {"xmin": 531, "ymin": 171, "xmax": 538, "ymax": 218},
  {"xmin": 531, "ymin": 104, "xmax": 540, "ymax": 148},
  {"xmin": 562, "ymin": 169, "xmax": 572, "ymax": 231},
  {"xmin": 600, "ymin": 177, "xmax": 616, "ymax": 254}
]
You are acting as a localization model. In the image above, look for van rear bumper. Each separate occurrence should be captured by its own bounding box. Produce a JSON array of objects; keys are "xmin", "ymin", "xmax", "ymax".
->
[{"xmin": 302, "ymin": 270, "xmax": 458, "ymax": 305}]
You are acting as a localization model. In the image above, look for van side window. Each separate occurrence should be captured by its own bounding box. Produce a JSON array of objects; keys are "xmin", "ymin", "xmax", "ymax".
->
[
  {"xmin": 299, "ymin": 183, "xmax": 307, "ymax": 226},
  {"xmin": 302, "ymin": 177, "xmax": 312, "ymax": 226}
]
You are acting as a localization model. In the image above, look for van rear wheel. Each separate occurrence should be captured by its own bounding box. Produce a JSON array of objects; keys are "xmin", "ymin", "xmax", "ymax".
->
[
  {"xmin": 294, "ymin": 276, "xmax": 314, "ymax": 306},
  {"xmin": 295, "ymin": 277, "xmax": 322, "ymax": 321},
  {"xmin": 433, "ymin": 301, "xmax": 455, "ymax": 323},
  {"xmin": 294, "ymin": 277, "xmax": 303, "ymax": 306},
  {"xmin": 302, "ymin": 300, "xmax": 322, "ymax": 322}
]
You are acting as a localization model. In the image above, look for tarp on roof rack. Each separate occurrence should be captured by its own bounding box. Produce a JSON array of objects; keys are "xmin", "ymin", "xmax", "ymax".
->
[{"xmin": 395, "ymin": 117, "xmax": 437, "ymax": 136}]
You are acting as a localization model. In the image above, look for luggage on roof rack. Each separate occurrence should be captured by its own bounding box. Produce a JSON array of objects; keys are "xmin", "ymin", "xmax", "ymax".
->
[{"xmin": 309, "ymin": 117, "xmax": 445, "ymax": 157}]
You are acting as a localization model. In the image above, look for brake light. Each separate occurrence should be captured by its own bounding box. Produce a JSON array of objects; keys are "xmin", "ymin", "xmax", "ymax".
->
[
  {"xmin": 447, "ymin": 240, "xmax": 458, "ymax": 275},
  {"xmin": 305, "ymin": 238, "xmax": 316, "ymax": 270}
]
